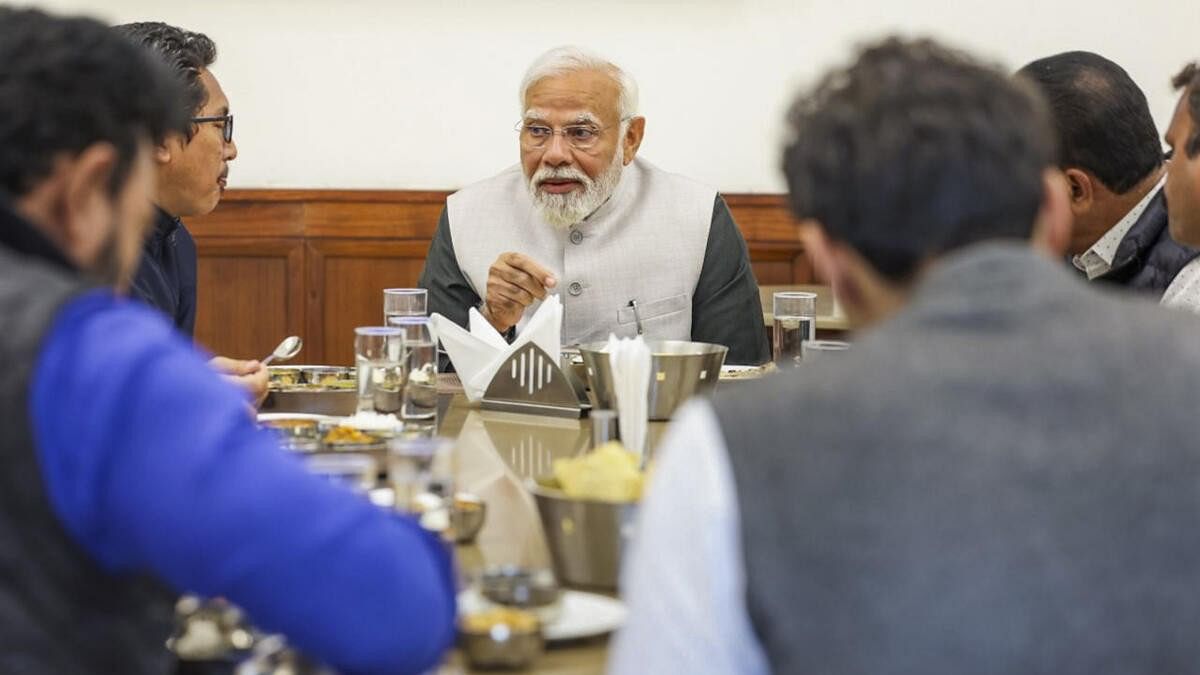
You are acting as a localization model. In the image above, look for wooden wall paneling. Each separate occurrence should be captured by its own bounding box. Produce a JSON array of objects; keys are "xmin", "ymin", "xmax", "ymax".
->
[
  {"xmin": 185, "ymin": 201, "xmax": 305, "ymax": 238},
  {"xmin": 188, "ymin": 189, "xmax": 808, "ymax": 366},
  {"xmin": 306, "ymin": 239, "xmax": 433, "ymax": 365},
  {"xmin": 725, "ymin": 194, "xmax": 800, "ymax": 242},
  {"xmin": 304, "ymin": 199, "xmax": 446, "ymax": 239},
  {"xmin": 194, "ymin": 237, "xmax": 306, "ymax": 361},
  {"xmin": 748, "ymin": 242, "xmax": 813, "ymax": 286}
]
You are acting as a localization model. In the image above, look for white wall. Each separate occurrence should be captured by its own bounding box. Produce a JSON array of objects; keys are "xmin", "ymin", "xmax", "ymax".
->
[{"xmin": 36, "ymin": 0, "xmax": 1200, "ymax": 192}]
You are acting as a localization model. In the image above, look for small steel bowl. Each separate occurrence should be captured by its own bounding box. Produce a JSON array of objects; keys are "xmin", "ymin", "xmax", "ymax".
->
[
  {"xmin": 481, "ymin": 566, "xmax": 560, "ymax": 607},
  {"xmin": 260, "ymin": 418, "xmax": 322, "ymax": 452},
  {"xmin": 480, "ymin": 566, "xmax": 562, "ymax": 625},
  {"xmin": 452, "ymin": 493, "xmax": 488, "ymax": 544},
  {"xmin": 458, "ymin": 619, "xmax": 543, "ymax": 670}
]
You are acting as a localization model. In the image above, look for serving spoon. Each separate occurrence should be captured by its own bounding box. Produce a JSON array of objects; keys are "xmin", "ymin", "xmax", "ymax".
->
[{"xmin": 260, "ymin": 335, "xmax": 303, "ymax": 366}]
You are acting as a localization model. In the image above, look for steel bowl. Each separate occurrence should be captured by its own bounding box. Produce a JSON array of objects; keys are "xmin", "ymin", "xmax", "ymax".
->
[
  {"xmin": 263, "ymin": 366, "xmax": 357, "ymax": 416},
  {"xmin": 529, "ymin": 478, "xmax": 638, "ymax": 591},
  {"xmin": 458, "ymin": 616, "xmax": 543, "ymax": 670},
  {"xmin": 559, "ymin": 347, "xmax": 591, "ymax": 404},
  {"xmin": 577, "ymin": 340, "xmax": 728, "ymax": 420},
  {"xmin": 259, "ymin": 417, "xmax": 322, "ymax": 452},
  {"xmin": 452, "ymin": 493, "xmax": 488, "ymax": 544},
  {"xmin": 480, "ymin": 565, "xmax": 562, "ymax": 625}
]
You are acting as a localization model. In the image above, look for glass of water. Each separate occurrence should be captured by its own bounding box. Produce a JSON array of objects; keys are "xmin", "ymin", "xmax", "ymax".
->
[
  {"xmin": 383, "ymin": 288, "xmax": 428, "ymax": 325},
  {"xmin": 390, "ymin": 317, "xmax": 438, "ymax": 420},
  {"xmin": 773, "ymin": 291, "xmax": 817, "ymax": 368},
  {"xmin": 354, "ymin": 326, "xmax": 404, "ymax": 415},
  {"xmin": 388, "ymin": 437, "xmax": 456, "ymax": 533},
  {"xmin": 802, "ymin": 339, "xmax": 850, "ymax": 362}
]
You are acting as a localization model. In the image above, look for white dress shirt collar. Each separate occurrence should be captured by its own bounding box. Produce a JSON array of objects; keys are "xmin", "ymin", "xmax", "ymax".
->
[{"xmin": 1072, "ymin": 177, "xmax": 1166, "ymax": 280}]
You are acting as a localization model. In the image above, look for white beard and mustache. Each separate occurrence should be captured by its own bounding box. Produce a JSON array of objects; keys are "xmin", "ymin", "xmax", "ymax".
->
[{"xmin": 526, "ymin": 145, "xmax": 625, "ymax": 230}]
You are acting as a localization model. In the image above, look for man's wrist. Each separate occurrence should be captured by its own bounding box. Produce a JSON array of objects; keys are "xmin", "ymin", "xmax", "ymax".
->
[{"xmin": 480, "ymin": 303, "xmax": 513, "ymax": 333}]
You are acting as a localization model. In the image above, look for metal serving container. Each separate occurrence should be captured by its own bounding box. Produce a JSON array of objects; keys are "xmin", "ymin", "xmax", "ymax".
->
[
  {"xmin": 529, "ymin": 479, "xmax": 638, "ymax": 591},
  {"xmin": 452, "ymin": 493, "xmax": 488, "ymax": 545},
  {"xmin": 262, "ymin": 366, "xmax": 357, "ymax": 416},
  {"xmin": 577, "ymin": 340, "xmax": 728, "ymax": 421},
  {"xmin": 458, "ymin": 620, "xmax": 543, "ymax": 670},
  {"xmin": 478, "ymin": 565, "xmax": 562, "ymax": 626}
]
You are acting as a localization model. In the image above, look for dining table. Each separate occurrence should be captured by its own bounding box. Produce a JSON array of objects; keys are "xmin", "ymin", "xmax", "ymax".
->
[{"xmin": 430, "ymin": 374, "xmax": 676, "ymax": 674}]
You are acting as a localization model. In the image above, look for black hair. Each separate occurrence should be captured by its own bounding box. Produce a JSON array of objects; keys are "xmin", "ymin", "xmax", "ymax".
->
[
  {"xmin": 115, "ymin": 22, "xmax": 217, "ymax": 117},
  {"xmin": 0, "ymin": 8, "xmax": 190, "ymax": 198},
  {"xmin": 1017, "ymin": 51, "xmax": 1162, "ymax": 194},
  {"xmin": 1172, "ymin": 63, "xmax": 1200, "ymax": 158},
  {"xmin": 782, "ymin": 37, "xmax": 1056, "ymax": 282}
]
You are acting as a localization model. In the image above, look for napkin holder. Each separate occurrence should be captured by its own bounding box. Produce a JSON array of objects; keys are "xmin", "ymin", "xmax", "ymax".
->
[{"xmin": 481, "ymin": 343, "xmax": 586, "ymax": 419}]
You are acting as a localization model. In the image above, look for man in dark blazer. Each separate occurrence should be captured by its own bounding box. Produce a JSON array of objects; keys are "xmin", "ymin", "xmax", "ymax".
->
[{"xmin": 1019, "ymin": 51, "xmax": 1200, "ymax": 310}]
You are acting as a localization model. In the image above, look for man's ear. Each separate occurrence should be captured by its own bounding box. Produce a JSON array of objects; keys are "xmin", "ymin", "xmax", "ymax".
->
[
  {"xmin": 622, "ymin": 116, "xmax": 645, "ymax": 165},
  {"xmin": 57, "ymin": 142, "xmax": 119, "ymax": 265},
  {"xmin": 1032, "ymin": 169, "xmax": 1073, "ymax": 256},
  {"xmin": 1063, "ymin": 167, "xmax": 1094, "ymax": 215},
  {"xmin": 154, "ymin": 131, "xmax": 184, "ymax": 166},
  {"xmin": 798, "ymin": 220, "xmax": 865, "ymax": 311},
  {"xmin": 798, "ymin": 219, "xmax": 836, "ymax": 284}
]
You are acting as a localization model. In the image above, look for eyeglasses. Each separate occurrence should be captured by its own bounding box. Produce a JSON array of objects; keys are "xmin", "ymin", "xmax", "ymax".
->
[
  {"xmin": 191, "ymin": 113, "xmax": 234, "ymax": 144},
  {"xmin": 515, "ymin": 117, "xmax": 630, "ymax": 151}
]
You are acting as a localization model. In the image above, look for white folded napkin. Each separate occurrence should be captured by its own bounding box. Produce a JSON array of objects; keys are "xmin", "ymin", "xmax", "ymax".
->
[
  {"xmin": 430, "ymin": 295, "xmax": 563, "ymax": 402},
  {"xmin": 605, "ymin": 334, "xmax": 652, "ymax": 460}
]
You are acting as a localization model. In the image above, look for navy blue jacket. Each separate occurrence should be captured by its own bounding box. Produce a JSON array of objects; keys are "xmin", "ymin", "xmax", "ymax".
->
[
  {"xmin": 1094, "ymin": 188, "xmax": 1200, "ymax": 295},
  {"xmin": 130, "ymin": 207, "xmax": 197, "ymax": 337}
]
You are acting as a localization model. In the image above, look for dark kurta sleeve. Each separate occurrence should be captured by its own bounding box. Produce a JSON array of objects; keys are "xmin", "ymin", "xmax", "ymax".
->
[
  {"xmin": 691, "ymin": 196, "xmax": 770, "ymax": 365},
  {"xmin": 418, "ymin": 207, "xmax": 479, "ymax": 331}
]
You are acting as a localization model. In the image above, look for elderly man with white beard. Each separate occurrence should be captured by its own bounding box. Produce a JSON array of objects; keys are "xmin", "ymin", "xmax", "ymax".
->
[{"xmin": 419, "ymin": 46, "xmax": 769, "ymax": 364}]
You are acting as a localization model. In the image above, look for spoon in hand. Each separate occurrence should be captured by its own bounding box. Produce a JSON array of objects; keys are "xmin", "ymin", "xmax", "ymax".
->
[{"xmin": 260, "ymin": 335, "xmax": 303, "ymax": 366}]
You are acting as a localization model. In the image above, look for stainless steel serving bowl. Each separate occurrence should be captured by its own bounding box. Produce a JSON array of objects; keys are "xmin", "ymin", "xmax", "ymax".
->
[
  {"xmin": 458, "ymin": 618, "xmax": 544, "ymax": 670},
  {"xmin": 480, "ymin": 566, "xmax": 562, "ymax": 626},
  {"xmin": 263, "ymin": 366, "xmax": 357, "ymax": 416},
  {"xmin": 481, "ymin": 566, "xmax": 560, "ymax": 606},
  {"xmin": 452, "ymin": 493, "xmax": 488, "ymax": 544},
  {"xmin": 577, "ymin": 340, "xmax": 728, "ymax": 420},
  {"xmin": 529, "ymin": 478, "xmax": 638, "ymax": 591}
]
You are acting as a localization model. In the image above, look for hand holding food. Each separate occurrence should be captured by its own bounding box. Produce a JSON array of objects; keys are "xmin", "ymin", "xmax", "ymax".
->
[{"xmin": 483, "ymin": 252, "xmax": 558, "ymax": 332}]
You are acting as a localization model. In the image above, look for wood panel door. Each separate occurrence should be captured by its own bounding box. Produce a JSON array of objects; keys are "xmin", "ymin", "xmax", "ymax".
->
[
  {"xmin": 194, "ymin": 237, "xmax": 306, "ymax": 361},
  {"xmin": 306, "ymin": 239, "xmax": 432, "ymax": 365}
]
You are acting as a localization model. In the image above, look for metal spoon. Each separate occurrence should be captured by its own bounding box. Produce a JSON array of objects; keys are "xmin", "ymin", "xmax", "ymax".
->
[{"xmin": 260, "ymin": 335, "xmax": 303, "ymax": 366}]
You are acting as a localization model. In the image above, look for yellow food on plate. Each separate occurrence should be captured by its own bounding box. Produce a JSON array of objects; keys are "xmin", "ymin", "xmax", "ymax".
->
[
  {"xmin": 460, "ymin": 607, "xmax": 539, "ymax": 634},
  {"xmin": 322, "ymin": 425, "xmax": 378, "ymax": 446},
  {"xmin": 552, "ymin": 441, "xmax": 644, "ymax": 502}
]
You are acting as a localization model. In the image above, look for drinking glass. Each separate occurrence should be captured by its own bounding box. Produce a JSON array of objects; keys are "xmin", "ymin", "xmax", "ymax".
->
[
  {"xmin": 773, "ymin": 291, "xmax": 817, "ymax": 368},
  {"xmin": 383, "ymin": 288, "xmax": 428, "ymax": 324},
  {"xmin": 801, "ymin": 339, "xmax": 850, "ymax": 363},
  {"xmin": 303, "ymin": 453, "xmax": 379, "ymax": 492},
  {"xmin": 391, "ymin": 317, "xmax": 438, "ymax": 420},
  {"xmin": 388, "ymin": 437, "xmax": 457, "ymax": 537},
  {"xmin": 354, "ymin": 326, "xmax": 404, "ymax": 414}
]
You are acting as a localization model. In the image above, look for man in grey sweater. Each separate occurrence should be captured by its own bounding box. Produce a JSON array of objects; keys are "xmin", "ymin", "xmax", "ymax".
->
[{"xmin": 612, "ymin": 38, "xmax": 1200, "ymax": 674}]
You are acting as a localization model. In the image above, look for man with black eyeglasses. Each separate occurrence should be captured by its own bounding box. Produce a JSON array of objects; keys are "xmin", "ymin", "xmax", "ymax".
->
[
  {"xmin": 0, "ymin": 9, "xmax": 454, "ymax": 673},
  {"xmin": 117, "ymin": 21, "xmax": 266, "ymax": 402}
]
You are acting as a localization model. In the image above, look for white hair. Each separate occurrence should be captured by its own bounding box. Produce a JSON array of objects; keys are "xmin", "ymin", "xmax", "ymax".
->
[{"xmin": 518, "ymin": 46, "xmax": 639, "ymax": 120}]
